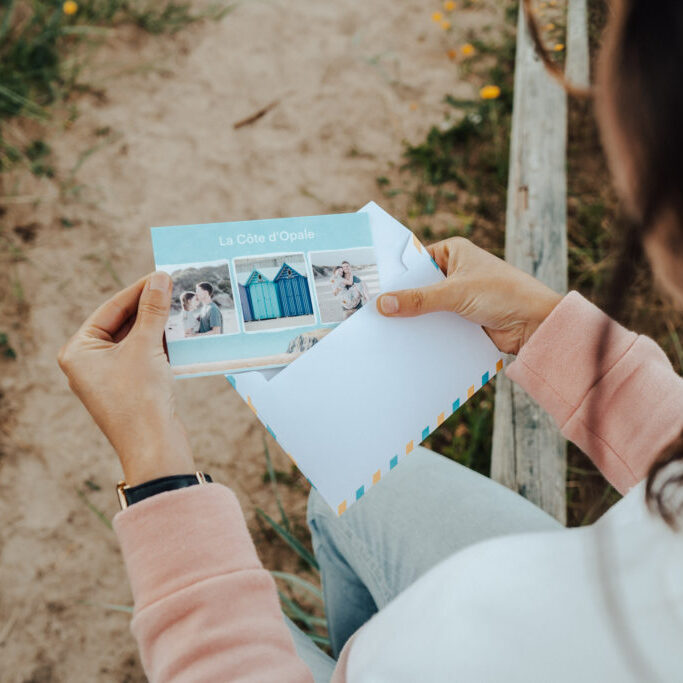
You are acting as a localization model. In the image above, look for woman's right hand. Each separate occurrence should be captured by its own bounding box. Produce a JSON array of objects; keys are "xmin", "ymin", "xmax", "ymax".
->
[
  {"xmin": 376, "ymin": 237, "xmax": 563, "ymax": 355},
  {"xmin": 58, "ymin": 272, "xmax": 196, "ymax": 487}
]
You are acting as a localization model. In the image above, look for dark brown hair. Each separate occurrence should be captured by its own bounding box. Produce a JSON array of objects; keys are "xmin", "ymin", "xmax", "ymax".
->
[
  {"xmin": 197, "ymin": 281, "xmax": 214, "ymax": 296},
  {"xmin": 180, "ymin": 291, "xmax": 195, "ymax": 311},
  {"xmin": 523, "ymin": 0, "xmax": 683, "ymax": 528},
  {"xmin": 521, "ymin": 0, "xmax": 593, "ymax": 98}
]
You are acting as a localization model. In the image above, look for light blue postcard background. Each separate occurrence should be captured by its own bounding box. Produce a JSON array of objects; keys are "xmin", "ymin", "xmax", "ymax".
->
[{"xmin": 151, "ymin": 212, "xmax": 374, "ymax": 377}]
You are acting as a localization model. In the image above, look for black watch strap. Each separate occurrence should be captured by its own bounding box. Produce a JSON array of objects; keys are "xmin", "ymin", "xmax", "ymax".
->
[{"xmin": 117, "ymin": 472, "xmax": 212, "ymax": 509}]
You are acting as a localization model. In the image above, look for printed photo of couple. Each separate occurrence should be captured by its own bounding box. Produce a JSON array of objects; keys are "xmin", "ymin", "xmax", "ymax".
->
[
  {"xmin": 160, "ymin": 260, "xmax": 239, "ymax": 342},
  {"xmin": 311, "ymin": 247, "xmax": 380, "ymax": 323}
]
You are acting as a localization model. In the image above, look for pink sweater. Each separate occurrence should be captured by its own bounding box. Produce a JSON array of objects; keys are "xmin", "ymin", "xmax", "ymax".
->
[{"xmin": 113, "ymin": 292, "xmax": 683, "ymax": 682}]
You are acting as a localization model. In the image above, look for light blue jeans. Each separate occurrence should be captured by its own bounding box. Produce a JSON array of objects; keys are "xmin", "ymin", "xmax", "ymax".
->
[{"xmin": 285, "ymin": 446, "xmax": 562, "ymax": 681}]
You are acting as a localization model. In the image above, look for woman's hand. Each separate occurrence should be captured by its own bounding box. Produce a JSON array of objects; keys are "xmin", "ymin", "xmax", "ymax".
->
[
  {"xmin": 58, "ymin": 272, "xmax": 196, "ymax": 486},
  {"xmin": 376, "ymin": 237, "xmax": 562, "ymax": 355}
]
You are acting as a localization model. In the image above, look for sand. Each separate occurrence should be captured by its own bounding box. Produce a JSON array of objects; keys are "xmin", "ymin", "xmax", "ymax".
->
[{"xmin": 0, "ymin": 1, "xmax": 499, "ymax": 679}]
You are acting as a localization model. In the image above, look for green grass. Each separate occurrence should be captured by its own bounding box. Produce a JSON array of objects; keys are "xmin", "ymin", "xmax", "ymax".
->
[
  {"xmin": 0, "ymin": 0, "xmax": 232, "ymax": 181},
  {"xmin": 403, "ymin": 36, "xmax": 514, "ymax": 190},
  {"xmin": 423, "ymin": 385, "xmax": 494, "ymax": 476},
  {"xmin": 257, "ymin": 440, "xmax": 329, "ymax": 649},
  {"xmin": 76, "ymin": 486, "xmax": 112, "ymax": 529},
  {"xmin": 376, "ymin": 22, "xmax": 516, "ymax": 233},
  {"xmin": 0, "ymin": 331, "xmax": 17, "ymax": 359},
  {"xmin": 400, "ymin": 92, "xmax": 512, "ymax": 217}
]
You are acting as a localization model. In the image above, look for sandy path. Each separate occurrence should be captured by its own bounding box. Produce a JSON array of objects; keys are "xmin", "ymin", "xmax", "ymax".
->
[{"xmin": 0, "ymin": 1, "xmax": 498, "ymax": 679}]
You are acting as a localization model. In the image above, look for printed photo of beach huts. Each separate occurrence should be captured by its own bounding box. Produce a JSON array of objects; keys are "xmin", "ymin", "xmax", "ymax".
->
[{"xmin": 234, "ymin": 253, "xmax": 316, "ymax": 331}]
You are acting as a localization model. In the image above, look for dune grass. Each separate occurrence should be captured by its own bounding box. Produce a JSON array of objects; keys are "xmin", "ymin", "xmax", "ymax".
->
[
  {"xmin": 0, "ymin": 0, "xmax": 232, "ymax": 177},
  {"xmin": 256, "ymin": 439, "xmax": 330, "ymax": 649}
]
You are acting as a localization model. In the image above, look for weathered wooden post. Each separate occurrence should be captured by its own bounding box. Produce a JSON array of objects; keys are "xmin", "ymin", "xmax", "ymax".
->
[
  {"xmin": 491, "ymin": 0, "xmax": 588, "ymax": 523},
  {"xmin": 567, "ymin": 0, "xmax": 590, "ymax": 89}
]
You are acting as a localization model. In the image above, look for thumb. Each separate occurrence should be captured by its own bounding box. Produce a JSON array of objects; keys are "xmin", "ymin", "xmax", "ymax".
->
[
  {"xmin": 376, "ymin": 279, "xmax": 462, "ymax": 318},
  {"xmin": 133, "ymin": 271, "xmax": 172, "ymax": 341}
]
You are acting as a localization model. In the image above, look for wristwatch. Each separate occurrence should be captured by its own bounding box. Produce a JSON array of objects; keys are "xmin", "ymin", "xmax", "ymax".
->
[{"xmin": 116, "ymin": 471, "xmax": 213, "ymax": 510}]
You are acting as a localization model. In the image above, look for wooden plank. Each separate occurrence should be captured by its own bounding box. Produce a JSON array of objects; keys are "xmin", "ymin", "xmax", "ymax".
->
[
  {"xmin": 491, "ymin": 2, "xmax": 575, "ymax": 523},
  {"xmin": 566, "ymin": 0, "xmax": 590, "ymax": 89}
]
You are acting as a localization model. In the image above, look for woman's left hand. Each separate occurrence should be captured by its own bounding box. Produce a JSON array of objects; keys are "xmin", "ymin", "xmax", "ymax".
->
[{"xmin": 58, "ymin": 272, "xmax": 196, "ymax": 486}]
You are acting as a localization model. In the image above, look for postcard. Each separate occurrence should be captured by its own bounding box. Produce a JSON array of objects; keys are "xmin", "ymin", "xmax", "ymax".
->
[{"xmin": 151, "ymin": 213, "xmax": 378, "ymax": 378}]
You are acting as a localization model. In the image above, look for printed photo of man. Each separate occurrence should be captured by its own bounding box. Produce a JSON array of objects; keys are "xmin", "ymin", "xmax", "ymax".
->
[{"xmin": 190, "ymin": 281, "xmax": 223, "ymax": 336}]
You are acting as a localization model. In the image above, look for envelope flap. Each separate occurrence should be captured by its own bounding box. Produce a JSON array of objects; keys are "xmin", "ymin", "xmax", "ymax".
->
[{"xmin": 360, "ymin": 201, "xmax": 413, "ymax": 287}]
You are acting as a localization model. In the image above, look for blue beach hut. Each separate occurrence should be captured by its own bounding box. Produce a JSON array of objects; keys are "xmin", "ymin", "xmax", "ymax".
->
[
  {"xmin": 238, "ymin": 283, "xmax": 254, "ymax": 322},
  {"xmin": 245, "ymin": 270, "xmax": 281, "ymax": 320},
  {"xmin": 274, "ymin": 262, "xmax": 313, "ymax": 317}
]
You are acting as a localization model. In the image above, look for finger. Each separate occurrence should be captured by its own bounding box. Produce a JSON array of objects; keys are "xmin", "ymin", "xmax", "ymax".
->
[
  {"xmin": 81, "ymin": 276, "xmax": 148, "ymax": 341},
  {"xmin": 426, "ymin": 239, "xmax": 457, "ymax": 274},
  {"xmin": 377, "ymin": 279, "xmax": 464, "ymax": 318},
  {"xmin": 112, "ymin": 314, "xmax": 136, "ymax": 343},
  {"xmin": 131, "ymin": 271, "xmax": 172, "ymax": 344}
]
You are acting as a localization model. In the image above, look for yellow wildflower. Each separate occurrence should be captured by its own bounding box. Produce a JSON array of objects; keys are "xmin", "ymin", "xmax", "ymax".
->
[
  {"xmin": 441, "ymin": 19, "xmax": 451, "ymax": 30},
  {"xmin": 447, "ymin": 48, "xmax": 457, "ymax": 60},
  {"xmin": 431, "ymin": 11, "xmax": 443, "ymax": 22},
  {"xmin": 444, "ymin": 0, "xmax": 456, "ymax": 11},
  {"xmin": 545, "ymin": 22, "xmax": 555, "ymax": 31},
  {"xmin": 553, "ymin": 43, "xmax": 565, "ymax": 52},
  {"xmin": 461, "ymin": 43, "xmax": 475, "ymax": 57},
  {"xmin": 480, "ymin": 84, "xmax": 501, "ymax": 100},
  {"xmin": 63, "ymin": 0, "xmax": 78, "ymax": 15}
]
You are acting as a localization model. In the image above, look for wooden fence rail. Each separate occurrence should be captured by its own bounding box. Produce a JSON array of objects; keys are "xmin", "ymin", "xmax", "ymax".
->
[{"xmin": 491, "ymin": 0, "xmax": 589, "ymax": 524}]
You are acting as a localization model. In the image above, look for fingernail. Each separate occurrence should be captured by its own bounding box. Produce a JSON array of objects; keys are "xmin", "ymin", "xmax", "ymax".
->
[
  {"xmin": 149, "ymin": 271, "xmax": 169, "ymax": 291},
  {"xmin": 380, "ymin": 295, "xmax": 399, "ymax": 314}
]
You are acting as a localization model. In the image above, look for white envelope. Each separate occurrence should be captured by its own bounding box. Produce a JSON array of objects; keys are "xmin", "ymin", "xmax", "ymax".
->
[{"xmin": 226, "ymin": 202, "xmax": 503, "ymax": 515}]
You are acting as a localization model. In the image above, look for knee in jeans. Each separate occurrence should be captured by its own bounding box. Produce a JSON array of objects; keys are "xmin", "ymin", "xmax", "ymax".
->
[
  {"xmin": 306, "ymin": 487, "xmax": 335, "ymax": 531},
  {"xmin": 307, "ymin": 487, "xmax": 348, "ymax": 553}
]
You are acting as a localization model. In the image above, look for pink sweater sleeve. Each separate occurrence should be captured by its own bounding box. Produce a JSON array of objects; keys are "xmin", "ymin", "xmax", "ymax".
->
[
  {"xmin": 506, "ymin": 291, "xmax": 683, "ymax": 494},
  {"xmin": 113, "ymin": 484, "xmax": 315, "ymax": 682}
]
